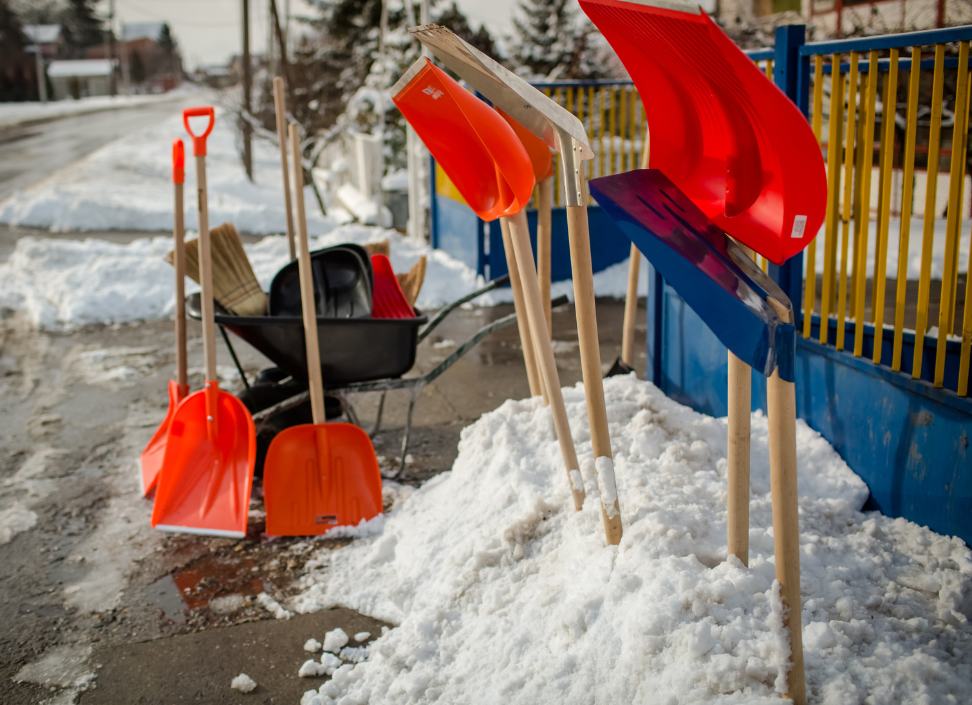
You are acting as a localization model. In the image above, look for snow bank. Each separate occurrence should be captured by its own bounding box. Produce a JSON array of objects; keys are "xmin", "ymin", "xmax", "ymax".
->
[
  {"xmin": 0, "ymin": 105, "xmax": 335, "ymax": 234},
  {"xmin": 292, "ymin": 376, "xmax": 972, "ymax": 704},
  {"xmin": 0, "ymin": 91, "xmax": 198, "ymax": 129},
  {"xmin": 0, "ymin": 225, "xmax": 646, "ymax": 328}
]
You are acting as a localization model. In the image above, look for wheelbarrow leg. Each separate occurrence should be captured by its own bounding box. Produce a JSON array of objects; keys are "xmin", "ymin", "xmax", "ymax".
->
[
  {"xmin": 218, "ymin": 325, "xmax": 250, "ymax": 389},
  {"xmin": 370, "ymin": 391, "xmax": 387, "ymax": 439},
  {"xmin": 397, "ymin": 383, "xmax": 424, "ymax": 477}
]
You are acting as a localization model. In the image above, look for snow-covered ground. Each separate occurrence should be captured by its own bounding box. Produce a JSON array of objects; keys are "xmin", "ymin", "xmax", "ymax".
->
[
  {"xmin": 0, "ymin": 89, "xmax": 200, "ymax": 129},
  {"xmin": 0, "ymin": 228, "xmax": 645, "ymax": 329},
  {"xmin": 0, "ymin": 104, "xmax": 335, "ymax": 234},
  {"xmin": 289, "ymin": 375, "xmax": 972, "ymax": 705}
]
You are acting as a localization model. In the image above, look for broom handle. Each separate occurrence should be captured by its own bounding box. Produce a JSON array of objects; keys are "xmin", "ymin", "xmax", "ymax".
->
[
  {"xmin": 508, "ymin": 210, "xmax": 585, "ymax": 511},
  {"xmin": 765, "ymin": 296, "xmax": 806, "ymax": 705},
  {"xmin": 174, "ymin": 181, "xmax": 188, "ymax": 391},
  {"xmin": 273, "ymin": 77, "xmax": 297, "ymax": 262},
  {"xmin": 565, "ymin": 190, "xmax": 623, "ymax": 545},
  {"xmin": 195, "ymin": 154, "xmax": 217, "ymax": 384},
  {"xmin": 499, "ymin": 216, "xmax": 545, "ymax": 403},
  {"xmin": 537, "ymin": 176, "xmax": 553, "ymax": 336},
  {"xmin": 620, "ymin": 139, "xmax": 651, "ymax": 368},
  {"xmin": 290, "ymin": 124, "xmax": 326, "ymax": 425}
]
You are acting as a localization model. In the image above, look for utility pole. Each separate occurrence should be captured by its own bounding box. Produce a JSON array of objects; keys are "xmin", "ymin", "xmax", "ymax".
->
[
  {"xmin": 108, "ymin": 0, "xmax": 116, "ymax": 95},
  {"xmin": 242, "ymin": 0, "xmax": 253, "ymax": 180}
]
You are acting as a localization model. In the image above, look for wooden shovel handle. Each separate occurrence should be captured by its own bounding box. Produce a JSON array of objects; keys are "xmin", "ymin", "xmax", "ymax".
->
[
  {"xmin": 193, "ymin": 152, "xmax": 217, "ymax": 383},
  {"xmin": 499, "ymin": 216, "xmax": 545, "ymax": 402},
  {"xmin": 273, "ymin": 77, "xmax": 297, "ymax": 262},
  {"xmin": 508, "ymin": 210, "xmax": 585, "ymax": 511},
  {"xmin": 290, "ymin": 124, "xmax": 327, "ymax": 425},
  {"xmin": 537, "ymin": 176, "xmax": 553, "ymax": 336},
  {"xmin": 726, "ymin": 350, "xmax": 750, "ymax": 565},
  {"xmin": 565, "ymin": 202, "xmax": 623, "ymax": 545},
  {"xmin": 765, "ymin": 297, "xmax": 806, "ymax": 705}
]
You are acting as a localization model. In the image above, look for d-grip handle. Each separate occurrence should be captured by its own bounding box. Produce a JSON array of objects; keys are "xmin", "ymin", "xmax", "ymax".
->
[{"xmin": 183, "ymin": 107, "xmax": 215, "ymax": 156}]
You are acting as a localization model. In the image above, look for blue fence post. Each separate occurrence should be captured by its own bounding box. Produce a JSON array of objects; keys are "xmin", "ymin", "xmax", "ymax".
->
[
  {"xmin": 428, "ymin": 154, "xmax": 439, "ymax": 249},
  {"xmin": 768, "ymin": 24, "xmax": 808, "ymax": 318}
]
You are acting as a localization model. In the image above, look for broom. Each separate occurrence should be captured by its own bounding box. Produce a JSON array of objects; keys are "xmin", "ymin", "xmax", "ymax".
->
[
  {"xmin": 166, "ymin": 222, "xmax": 267, "ymax": 316},
  {"xmin": 396, "ymin": 255, "xmax": 426, "ymax": 308}
]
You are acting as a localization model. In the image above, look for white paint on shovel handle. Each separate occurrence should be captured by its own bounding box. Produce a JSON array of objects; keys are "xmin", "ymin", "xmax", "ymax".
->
[{"xmin": 595, "ymin": 456, "xmax": 618, "ymax": 518}]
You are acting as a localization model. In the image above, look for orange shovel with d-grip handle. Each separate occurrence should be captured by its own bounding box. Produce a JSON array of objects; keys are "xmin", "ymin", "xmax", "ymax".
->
[
  {"xmin": 141, "ymin": 138, "xmax": 190, "ymax": 496},
  {"xmin": 151, "ymin": 107, "xmax": 256, "ymax": 537},
  {"xmin": 262, "ymin": 124, "xmax": 383, "ymax": 536}
]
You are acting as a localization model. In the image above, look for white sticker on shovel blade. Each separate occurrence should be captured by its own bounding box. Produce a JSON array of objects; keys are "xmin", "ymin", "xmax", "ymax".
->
[{"xmin": 790, "ymin": 215, "xmax": 808, "ymax": 238}]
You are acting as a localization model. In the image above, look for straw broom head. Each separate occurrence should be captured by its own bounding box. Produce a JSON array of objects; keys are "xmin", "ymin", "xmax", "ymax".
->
[
  {"xmin": 165, "ymin": 223, "xmax": 267, "ymax": 316},
  {"xmin": 396, "ymin": 255, "xmax": 427, "ymax": 308}
]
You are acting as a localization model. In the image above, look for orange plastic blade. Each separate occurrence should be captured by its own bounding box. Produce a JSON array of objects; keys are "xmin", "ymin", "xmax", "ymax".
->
[
  {"xmin": 263, "ymin": 422, "xmax": 382, "ymax": 536},
  {"xmin": 151, "ymin": 385, "xmax": 255, "ymax": 537},
  {"xmin": 498, "ymin": 108, "xmax": 554, "ymax": 181},
  {"xmin": 392, "ymin": 58, "xmax": 535, "ymax": 221},
  {"xmin": 140, "ymin": 379, "xmax": 190, "ymax": 497}
]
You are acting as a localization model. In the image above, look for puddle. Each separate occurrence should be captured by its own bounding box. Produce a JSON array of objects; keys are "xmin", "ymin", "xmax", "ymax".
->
[
  {"xmin": 171, "ymin": 555, "xmax": 263, "ymax": 611},
  {"xmin": 143, "ymin": 575, "xmax": 186, "ymax": 624}
]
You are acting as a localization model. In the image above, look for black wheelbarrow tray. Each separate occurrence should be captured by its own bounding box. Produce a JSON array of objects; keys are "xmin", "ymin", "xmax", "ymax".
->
[{"xmin": 186, "ymin": 274, "xmax": 568, "ymax": 476}]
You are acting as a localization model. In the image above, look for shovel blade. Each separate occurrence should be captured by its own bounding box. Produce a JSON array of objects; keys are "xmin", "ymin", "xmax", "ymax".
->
[
  {"xmin": 589, "ymin": 169, "xmax": 795, "ymax": 381},
  {"xmin": 151, "ymin": 387, "xmax": 255, "ymax": 537},
  {"xmin": 140, "ymin": 379, "xmax": 189, "ymax": 497},
  {"xmin": 263, "ymin": 423, "xmax": 382, "ymax": 536},
  {"xmin": 391, "ymin": 57, "xmax": 534, "ymax": 222}
]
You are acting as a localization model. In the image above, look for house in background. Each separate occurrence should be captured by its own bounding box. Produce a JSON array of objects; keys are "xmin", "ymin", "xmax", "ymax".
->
[
  {"xmin": 85, "ymin": 22, "xmax": 182, "ymax": 94},
  {"xmin": 47, "ymin": 60, "xmax": 118, "ymax": 100},
  {"xmin": 22, "ymin": 25, "xmax": 66, "ymax": 61}
]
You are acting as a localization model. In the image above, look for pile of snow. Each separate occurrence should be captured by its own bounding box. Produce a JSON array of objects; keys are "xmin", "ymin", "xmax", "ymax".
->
[
  {"xmin": 0, "ymin": 91, "xmax": 198, "ymax": 129},
  {"xmin": 0, "ymin": 105, "xmax": 335, "ymax": 234},
  {"xmin": 291, "ymin": 376, "xmax": 972, "ymax": 704},
  {"xmin": 230, "ymin": 673, "xmax": 257, "ymax": 693},
  {"xmin": 0, "ymin": 227, "xmax": 645, "ymax": 329}
]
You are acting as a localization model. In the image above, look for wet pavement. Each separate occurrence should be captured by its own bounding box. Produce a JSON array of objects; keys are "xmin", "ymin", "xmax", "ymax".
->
[{"xmin": 0, "ymin": 292, "xmax": 644, "ymax": 704}]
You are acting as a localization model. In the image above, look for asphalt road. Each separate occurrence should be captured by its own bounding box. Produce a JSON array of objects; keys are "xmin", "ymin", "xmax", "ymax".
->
[{"xmin": 0, "ymin": 95, "xmax": 201, "ymax": 204}]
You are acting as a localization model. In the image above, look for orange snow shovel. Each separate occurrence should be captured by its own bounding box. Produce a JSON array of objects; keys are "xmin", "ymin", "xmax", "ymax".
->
[
  {"xmin": 262, "ymin": 124, "xmax": 382, "ymax": 536},
  {"xmin": 141, "ymin": 138, "xmax": 190, "ymax": 496},
  {"xmin": 151, "ymin": 107, "xmax": 256, "ymax": 537}
]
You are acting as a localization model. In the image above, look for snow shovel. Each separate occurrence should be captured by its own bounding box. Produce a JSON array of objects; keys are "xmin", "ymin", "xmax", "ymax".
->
[
  {"xmin": 589, "ymin": 168, "xmax": 805, "ymax": 705},
  {"xmin": 262, "ymin": 124, "xmax": 382, "ymax": 537},
  {"xmin": 578, "ymin": 0, "xmax": 825, "ymax": 265},
  {"xmin": 141, "ymin": 138, "xmax": 191, "ymax": 497},
  {"xmin": 273, "ymin": 76, "xmax": 297, "ymax": 262},
  {"xmin": 392, "ymin": 57, "xmax": 586, "ymax": 512},
  {"xmin": 410, "ymin": 26, "xmax": 622, "ymax": 544},
  {"xmin": 151, "ymin": 107, "xmax": 256, "ymax": 538},
  {"xmin": 390, "ymin": 57, "xmax": 543, "ymax": 397}
]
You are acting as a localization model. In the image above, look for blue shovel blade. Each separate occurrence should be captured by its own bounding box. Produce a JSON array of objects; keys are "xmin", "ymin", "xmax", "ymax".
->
[{"xmin": 589, "ymin": 169, "xmax": 796, "ymax": 381}]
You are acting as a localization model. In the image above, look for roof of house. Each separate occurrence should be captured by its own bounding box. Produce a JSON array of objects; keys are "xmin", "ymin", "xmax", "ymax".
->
[
  {"xmin": 48, "ymin": 60, "xmax": 117, "ymax": 78},
  {"xmin": 122, "ymin": 22, "xmax": 165, "ymax": 42},
  {"xmin": 23, "ymin": 24, "xmax": 62, "ymax": 44}
]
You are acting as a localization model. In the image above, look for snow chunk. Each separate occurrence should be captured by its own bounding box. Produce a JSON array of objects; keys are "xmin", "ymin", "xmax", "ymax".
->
[
  {"xmin": 0, "ymin": 504, "xmax": 38, "ymax": 544},
  {"xmin": 256, "ymin": 592, "xmax": 292, "ymax": 620},
  {"xmin": 303, "ymin": 638, "xmax": 321, "ymax": 653},
  {"xmin": 322, "ymin": 627, "xmax": 349, "ymax": 653},
  {"xmin": 320, "ymin": 652, "xmax": 342, "ymax": 675},
  {"xmin": 298, "ymin": 659, "xmax": 326, "ymax": 678},
  {"xmin": 230, "ymin": 673, "xmax": 257, "ymax": 693},
  {"xmin": 353, "ymin": 631, "xmax": 371, "ymax": 642}
]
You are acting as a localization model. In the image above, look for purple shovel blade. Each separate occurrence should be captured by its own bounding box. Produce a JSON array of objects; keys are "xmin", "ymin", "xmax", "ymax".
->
[{"xmin": 589, "ymin": 169, "xmax": 796, "ymax": 381}]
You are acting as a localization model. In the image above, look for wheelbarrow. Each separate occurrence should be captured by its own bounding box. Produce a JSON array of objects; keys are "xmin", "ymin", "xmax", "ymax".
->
[{"xmin": 187, "ymin": 273, "xmax": 569, "ymax": 476}]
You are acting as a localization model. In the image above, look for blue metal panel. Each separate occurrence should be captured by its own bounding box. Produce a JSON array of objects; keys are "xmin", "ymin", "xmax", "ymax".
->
[
  {"xmin": 658, "ymin": 283, "xmax": 972, "ymax": 544},
  {"xmin": 744, "ymin": 49, "xmax": 775, "ymax": 61},
  {"xmin": 801, "ymin": 26, "xmax": 972, "ymax": 55},
  {"xmin": 433, "ymin": 194, "xmax": 481, "ymax": 272},
  {"xmin": 485, "ymin": 206, "xmax": 632, "ymax": 282}
]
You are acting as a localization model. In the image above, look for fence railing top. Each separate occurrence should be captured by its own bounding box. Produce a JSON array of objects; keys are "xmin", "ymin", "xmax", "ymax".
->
[
  {"xmin": 528, "ymin": 79, "xmax": 635, "ymax": 88},
  {"xmin": 800, "ymin": 25, "xmax": 972, "ymax": 56},
  {"xmin": 744, "ymin": 49, "xmax": 775, "ymax": 61}
]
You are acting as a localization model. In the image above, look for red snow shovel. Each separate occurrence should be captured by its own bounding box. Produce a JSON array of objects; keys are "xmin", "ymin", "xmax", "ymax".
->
[
  {"xmin": 392, "ymin": 56, "xmax": 587, "ymax": 514},
  {"xmin": 141, "ymin": 138, "xmax": 190, "ymax": 496},
  {"xmin": 151, "ymin": 107, "xmax": 256, "ymax": 537},
  {"xmin": 262, "ymin": 124, "xmax": 382, "ymax": 536},
  {"xmin": 578, "ymin": 0, "xmax": 825, "ymax": 265}
]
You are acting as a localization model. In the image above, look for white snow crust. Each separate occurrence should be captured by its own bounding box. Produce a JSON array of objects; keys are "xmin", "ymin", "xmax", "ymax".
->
[
  {"xmin": 231, "ymin": 673, "xmax": 257, "ymax": 693},
  {"xmin": 291, "ymin": 376, "xmax": 972, "ymax": 704}
]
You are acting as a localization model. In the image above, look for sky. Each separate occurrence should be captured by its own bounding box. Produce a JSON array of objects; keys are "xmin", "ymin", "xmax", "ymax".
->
[{"xmin": 97, "ymin": 0, "xmax": 518, "ymax": 70}]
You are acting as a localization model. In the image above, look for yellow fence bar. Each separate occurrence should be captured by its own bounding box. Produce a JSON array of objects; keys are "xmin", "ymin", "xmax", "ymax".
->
[
  {"xmin": 619, "ymin": 85, "xmax": 627, "ymax": 173},
  {"xmin": 598, "ymin": 86, "xmax": 606, "ymax": 180},
  {"xmin": 935, "ymin": 40, "xmax": 970, "ymax": 386},
  {"xmin": 854, "ymin": 50, "xmax": 880, "ymax": 357},
  {"xmin": 871, "ymin": 49, "xmax": 899, "ymax": 364},
  {"xmin": 949, "ymin": 73, "xmax": 972, "ymax": 326},
  {"xmin": 837, "ymin": 54, "xmax": 859, "ymax": 351},
  {"xmin": 804, "ymin": 55, "xmax": 825, "ymax": 339},
  {"xmin": 631, "ymin": 87, "xmax": 639, "ymax": 171},
  {"xmin": 892, "ymin": 47, "xmax": 922, "ymax": 371},
  {"xmin": 608, "ymin": 86, "xmax": 616, "ymax": 176},
  {"xmin": 913, "ymin": 45, "xmax": 946, "ymax": 378},
  {"xmin": 765, "ymin": 59, "xmax": 773, "ymax": 80},
  {"xmin": 961, "ymin": 223, "xmax": 972, "ymax": 395},
  {"xmin": 820, "ymin": 59, "xmax": 844, "ymax": 344}
]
